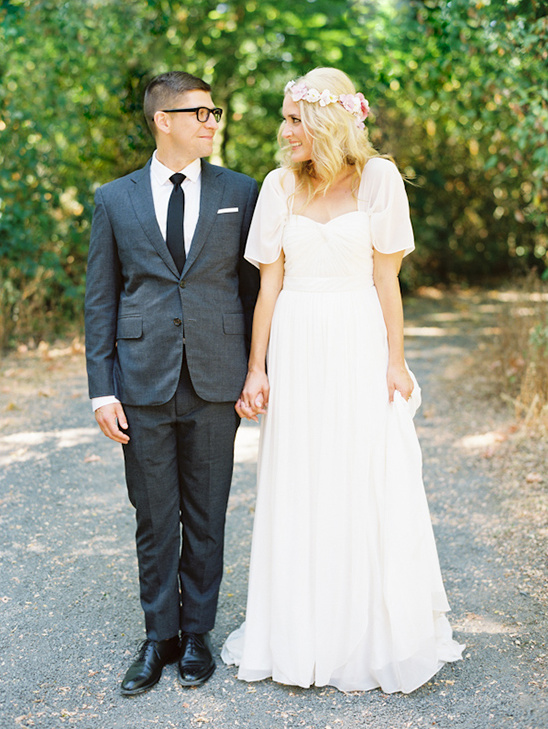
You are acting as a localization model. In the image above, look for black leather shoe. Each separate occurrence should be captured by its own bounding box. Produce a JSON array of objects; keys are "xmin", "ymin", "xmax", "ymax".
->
[
  {"xmin": 178, "ymin": 632, "xmax": 215, "ymax": 687},
  {"xmin": 121, "ymin": 636, "xmax": 180, "ymax": 695}
]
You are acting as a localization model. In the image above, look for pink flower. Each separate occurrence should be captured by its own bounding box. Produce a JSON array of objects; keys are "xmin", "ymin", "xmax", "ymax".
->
[
  {"xmin": 290, "ymin": 81, "xmax": 308, "ymax": 102},
  {"xmin": 356, "ymin": 92, "xmax": 370, "ymax": 120},
  {"xmin": 339, "ymin": 94, "xmax": 356, "ymax": 114}
]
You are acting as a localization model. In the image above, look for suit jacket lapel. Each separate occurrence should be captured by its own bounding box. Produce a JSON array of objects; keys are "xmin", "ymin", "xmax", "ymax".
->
[
  {"xmin": 183, "ymin": 160, "xmax": 225, "ymax": 274},
  {"xmin": 129, "ymin": 160, "xmax": 180, "ymax": 277}
]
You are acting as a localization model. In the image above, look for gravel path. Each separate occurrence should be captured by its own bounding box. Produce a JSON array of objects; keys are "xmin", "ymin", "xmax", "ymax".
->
[{"xmin": 1, "ymin": 292, "xmax": 546, "ymax": 729}]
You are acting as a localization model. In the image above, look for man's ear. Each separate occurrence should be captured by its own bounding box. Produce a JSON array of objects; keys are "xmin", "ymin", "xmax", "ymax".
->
[{"xmin": 153, "ymin": 110, "xmax": 170, "ymax": 135}]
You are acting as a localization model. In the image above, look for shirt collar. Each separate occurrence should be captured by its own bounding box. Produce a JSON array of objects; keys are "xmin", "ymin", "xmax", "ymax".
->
[{"xmin": 151, "ymin": 152, "xmax": 202, "ymax": 186}]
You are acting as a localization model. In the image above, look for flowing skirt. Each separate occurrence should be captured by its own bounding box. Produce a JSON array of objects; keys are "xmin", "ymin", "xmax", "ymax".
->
[{"xmin": 222, "ymin": 284, "xmax": 464, "ymax": 693}]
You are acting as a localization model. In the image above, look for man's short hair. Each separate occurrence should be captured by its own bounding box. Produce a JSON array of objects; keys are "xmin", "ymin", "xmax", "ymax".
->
[{"xmin": 144, "ymin": 72, "xmax": 211, "ymax": 137}]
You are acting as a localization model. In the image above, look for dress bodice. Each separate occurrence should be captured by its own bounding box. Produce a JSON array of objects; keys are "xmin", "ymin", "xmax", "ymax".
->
[
  {"xmin": 243, "ymin": 159, "xmax": 415, "ymax": 279},
  {"xmin": 282, "ymin": 211, "xmax": 373, "ymax": 292}
]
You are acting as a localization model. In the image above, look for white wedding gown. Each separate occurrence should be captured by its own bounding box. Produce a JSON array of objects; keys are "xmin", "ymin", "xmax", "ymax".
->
[{"xmin": 222, "ymin": 159, "xmax": 464, "ymax": 694}]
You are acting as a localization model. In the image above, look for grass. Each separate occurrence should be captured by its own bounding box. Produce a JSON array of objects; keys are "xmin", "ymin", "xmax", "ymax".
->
[{"xmin": 488, "ymin": 272, "xmax": 548, "ymax": 429}]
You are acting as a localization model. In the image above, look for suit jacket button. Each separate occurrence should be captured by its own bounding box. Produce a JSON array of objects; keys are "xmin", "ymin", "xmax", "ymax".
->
[
  {"xmin": 173, "ymin": 318, "xmax": 182, "ymax": 326},
  {"xmin": 179, "ymin": 280, "xmax": 186, "ymax": 288}
]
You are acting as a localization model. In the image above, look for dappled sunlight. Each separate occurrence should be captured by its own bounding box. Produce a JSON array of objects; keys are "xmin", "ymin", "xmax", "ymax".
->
[
  {"xmin": 70, "ymin": 537, "xmax": 135, "ymax": 560},
  {"xmin": 406, "ymin": 325, "xmax": 499, "ymax": 337},
  {"xmin": 457, "ymin": 431, "xmax": 507, "ymax": 451},
  {"xmin": 0, "ymin": 426, "xmax": 98, "ymax": 466},
  {"xmin": 428, "ymin": 311, "xmax": 467, "ymax": 322},
  {"xmin": 405, "ymin": 326, "xmax": 462, "ymax": 337},
  {"xmin": 456, "ymin": 613, "xmax": 514, "ymax": 636},
  {"xmin": 475, "ymin": 303, "xmax": 502, "ymax": 314},
  {"xmin": 405, "ymin": 323, "xmax": 499, "ymax": 338},
  {"xmin": 488, "ymin": 290, "xmax": 548, "ymax": 303}
]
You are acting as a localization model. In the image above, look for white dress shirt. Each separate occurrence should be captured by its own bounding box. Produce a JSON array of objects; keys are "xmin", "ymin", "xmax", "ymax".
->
[
  {"xmin": 150, "ymin": 152, "xmax": 202, "ymax": 254},
  {"xmin": 92, "ymin": 153, "xmax": 202, "ymax": 411}
]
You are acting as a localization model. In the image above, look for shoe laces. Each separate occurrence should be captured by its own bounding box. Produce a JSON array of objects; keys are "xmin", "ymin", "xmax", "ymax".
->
[
  {"xmin": 184, "ymin": 633, "xmax": 206, "ymax": 649},
  {"xmin": 136, "ymin": 639, "xmax": 158, "ymax": 661}
]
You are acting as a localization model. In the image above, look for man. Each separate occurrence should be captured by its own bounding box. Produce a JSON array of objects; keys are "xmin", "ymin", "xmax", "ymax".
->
[{"xmin": 85, "ymin": 71, "xmax": 258, "ymax": 694}]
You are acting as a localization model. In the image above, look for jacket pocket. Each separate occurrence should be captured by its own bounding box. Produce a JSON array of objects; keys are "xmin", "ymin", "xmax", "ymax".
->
[
  {"xmin": 223, "ymin": 313, "xmax": 245, "ymax": 335},
  {"xmin": 116, "ymin": 315, "xmax": 143, "ymax": 339}
]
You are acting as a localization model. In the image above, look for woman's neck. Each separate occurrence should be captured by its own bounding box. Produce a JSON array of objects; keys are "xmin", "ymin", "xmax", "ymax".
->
[
  {"xmin": 310, "ymin": 165, "xmax": 356, "ymax": 190},
  {"xmin": 293, "ymin": 165, "xmax": 360, "ymax": 222}
]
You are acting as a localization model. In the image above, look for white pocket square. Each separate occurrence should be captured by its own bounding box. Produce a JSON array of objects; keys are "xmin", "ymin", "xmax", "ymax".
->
[{"xmin": 217, "ymin": 207, "xmax": 239, "ymax": 214}]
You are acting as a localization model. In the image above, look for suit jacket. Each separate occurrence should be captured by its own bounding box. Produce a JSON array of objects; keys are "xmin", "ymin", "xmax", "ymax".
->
[{"xmin": 85, "ymin": 158, "xmax": 259, "ymax": 406}]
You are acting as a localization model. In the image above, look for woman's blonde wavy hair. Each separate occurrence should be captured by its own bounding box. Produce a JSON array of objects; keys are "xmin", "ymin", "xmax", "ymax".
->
[{"xmin": 278, "ymin": 67, "xmax": 379, "ymax": 203}]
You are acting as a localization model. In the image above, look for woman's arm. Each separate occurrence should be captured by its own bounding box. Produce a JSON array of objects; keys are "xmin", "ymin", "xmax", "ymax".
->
[
  {"xmin": 236, "ymin": 252, "xmax": 285, "ymax": 421},
  {"xmin": 373, "ymin": 248, "xmax": 414, "ymax": 402}
]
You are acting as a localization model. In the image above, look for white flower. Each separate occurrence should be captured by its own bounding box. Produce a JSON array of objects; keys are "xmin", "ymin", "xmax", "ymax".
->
[
  {"xmin": 305, "ymin": 88, "xmax": 321, "ymax": 103},
  {"xmin": 319, "ymin": 89, "xmax": 337, "ymax": 106}
]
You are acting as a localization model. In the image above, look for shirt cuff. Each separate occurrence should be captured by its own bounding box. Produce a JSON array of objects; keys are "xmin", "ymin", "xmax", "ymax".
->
[{"xmin": 91, "ymin": 395, "xmax": 120, "ymax": 411}]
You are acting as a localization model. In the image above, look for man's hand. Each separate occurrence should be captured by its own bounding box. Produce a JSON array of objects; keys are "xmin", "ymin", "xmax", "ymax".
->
[{"xmin": 94, "ymin": 402, "xmax": 130, "ymax": 444}]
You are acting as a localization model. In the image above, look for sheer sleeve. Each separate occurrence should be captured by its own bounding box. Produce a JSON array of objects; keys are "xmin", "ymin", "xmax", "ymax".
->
[
  {"xmin": 244, "ymin": 168, "xmax": 293, "ymax": 268},
  {"xmin": 359, "ymin": 157, "xmax": 415, "ymax": 257}
]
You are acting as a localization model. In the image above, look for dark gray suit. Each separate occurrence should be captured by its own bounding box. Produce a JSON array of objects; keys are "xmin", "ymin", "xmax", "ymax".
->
[{"xmin": 85, "ymin": 158, "xmax": 258, "ymax": 640}]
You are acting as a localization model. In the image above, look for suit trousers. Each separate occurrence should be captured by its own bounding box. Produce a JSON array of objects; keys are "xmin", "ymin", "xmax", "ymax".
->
[{"xmin": 122, "ymin": 355, "xmax": 240, "ymax": 641}]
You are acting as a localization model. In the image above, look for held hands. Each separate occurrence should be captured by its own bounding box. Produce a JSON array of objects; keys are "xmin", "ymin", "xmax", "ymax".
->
[
  {"xmin": 235, "ymin": 371, "xmax": 270, "ymax": 422},
  {"xmin": 387, "ymin": 363, "xmax": 414, "ymax": 403},
  {"xmin": 95, "ymin": 402, "xmax": 130, "ymax": 444}
]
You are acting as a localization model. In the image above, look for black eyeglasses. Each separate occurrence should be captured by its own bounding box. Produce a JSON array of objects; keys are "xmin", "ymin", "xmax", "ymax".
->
[{"xmin": 161, "ymin": 106, "xmax": 223, "ymax": 123}]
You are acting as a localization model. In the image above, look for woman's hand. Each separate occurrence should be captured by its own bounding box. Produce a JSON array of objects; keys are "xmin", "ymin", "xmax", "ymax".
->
[
  {"xmin": 387, "ymin": 363, "xmax": 414, "ymax": 403},
  {"xmin": 235, "ymin": 370, "xmax": 270, "ymax": 421}
]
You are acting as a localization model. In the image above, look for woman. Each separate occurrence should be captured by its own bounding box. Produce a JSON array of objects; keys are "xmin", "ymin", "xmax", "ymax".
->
[{"xmin": 222, "ymin": 68, "xmax": 464, "ymax": 694}]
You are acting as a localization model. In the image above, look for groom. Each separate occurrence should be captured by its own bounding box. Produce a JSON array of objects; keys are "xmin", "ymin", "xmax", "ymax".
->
[{"xmin": 85, "ymin": 71, "xmax": 258, "ymax": 694}]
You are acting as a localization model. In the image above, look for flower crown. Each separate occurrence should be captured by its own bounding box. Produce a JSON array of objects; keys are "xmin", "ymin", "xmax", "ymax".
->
[{"xmin": 285, "ymin": 80, "xmax": 370, "ymax": 129}]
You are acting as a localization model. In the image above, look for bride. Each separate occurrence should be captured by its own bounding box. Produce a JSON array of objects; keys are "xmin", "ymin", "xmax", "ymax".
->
[{"xmin": 222, "ymin": 67, "xmax": 464, "ymax": 694}]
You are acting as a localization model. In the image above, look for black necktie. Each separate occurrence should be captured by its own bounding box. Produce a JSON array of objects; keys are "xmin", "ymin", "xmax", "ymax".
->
[{"xmin": 166, "ymin": 173, "xmax": 186, "ymax": 273}]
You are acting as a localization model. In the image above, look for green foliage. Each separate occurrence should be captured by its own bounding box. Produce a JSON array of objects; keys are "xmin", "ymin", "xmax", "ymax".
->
[
  {"xmin": 370, "ymin": 0, "xmax": 548, "ymax": 284},
  {"xmin": 0, "ymin": 0, "xmax": 546, "ymax": 346}
]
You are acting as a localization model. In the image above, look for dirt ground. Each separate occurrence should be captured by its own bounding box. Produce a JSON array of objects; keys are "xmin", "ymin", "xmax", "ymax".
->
[{"xmin": 0, "ymin": 289, "xmax": 546, "ymax": 729}]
